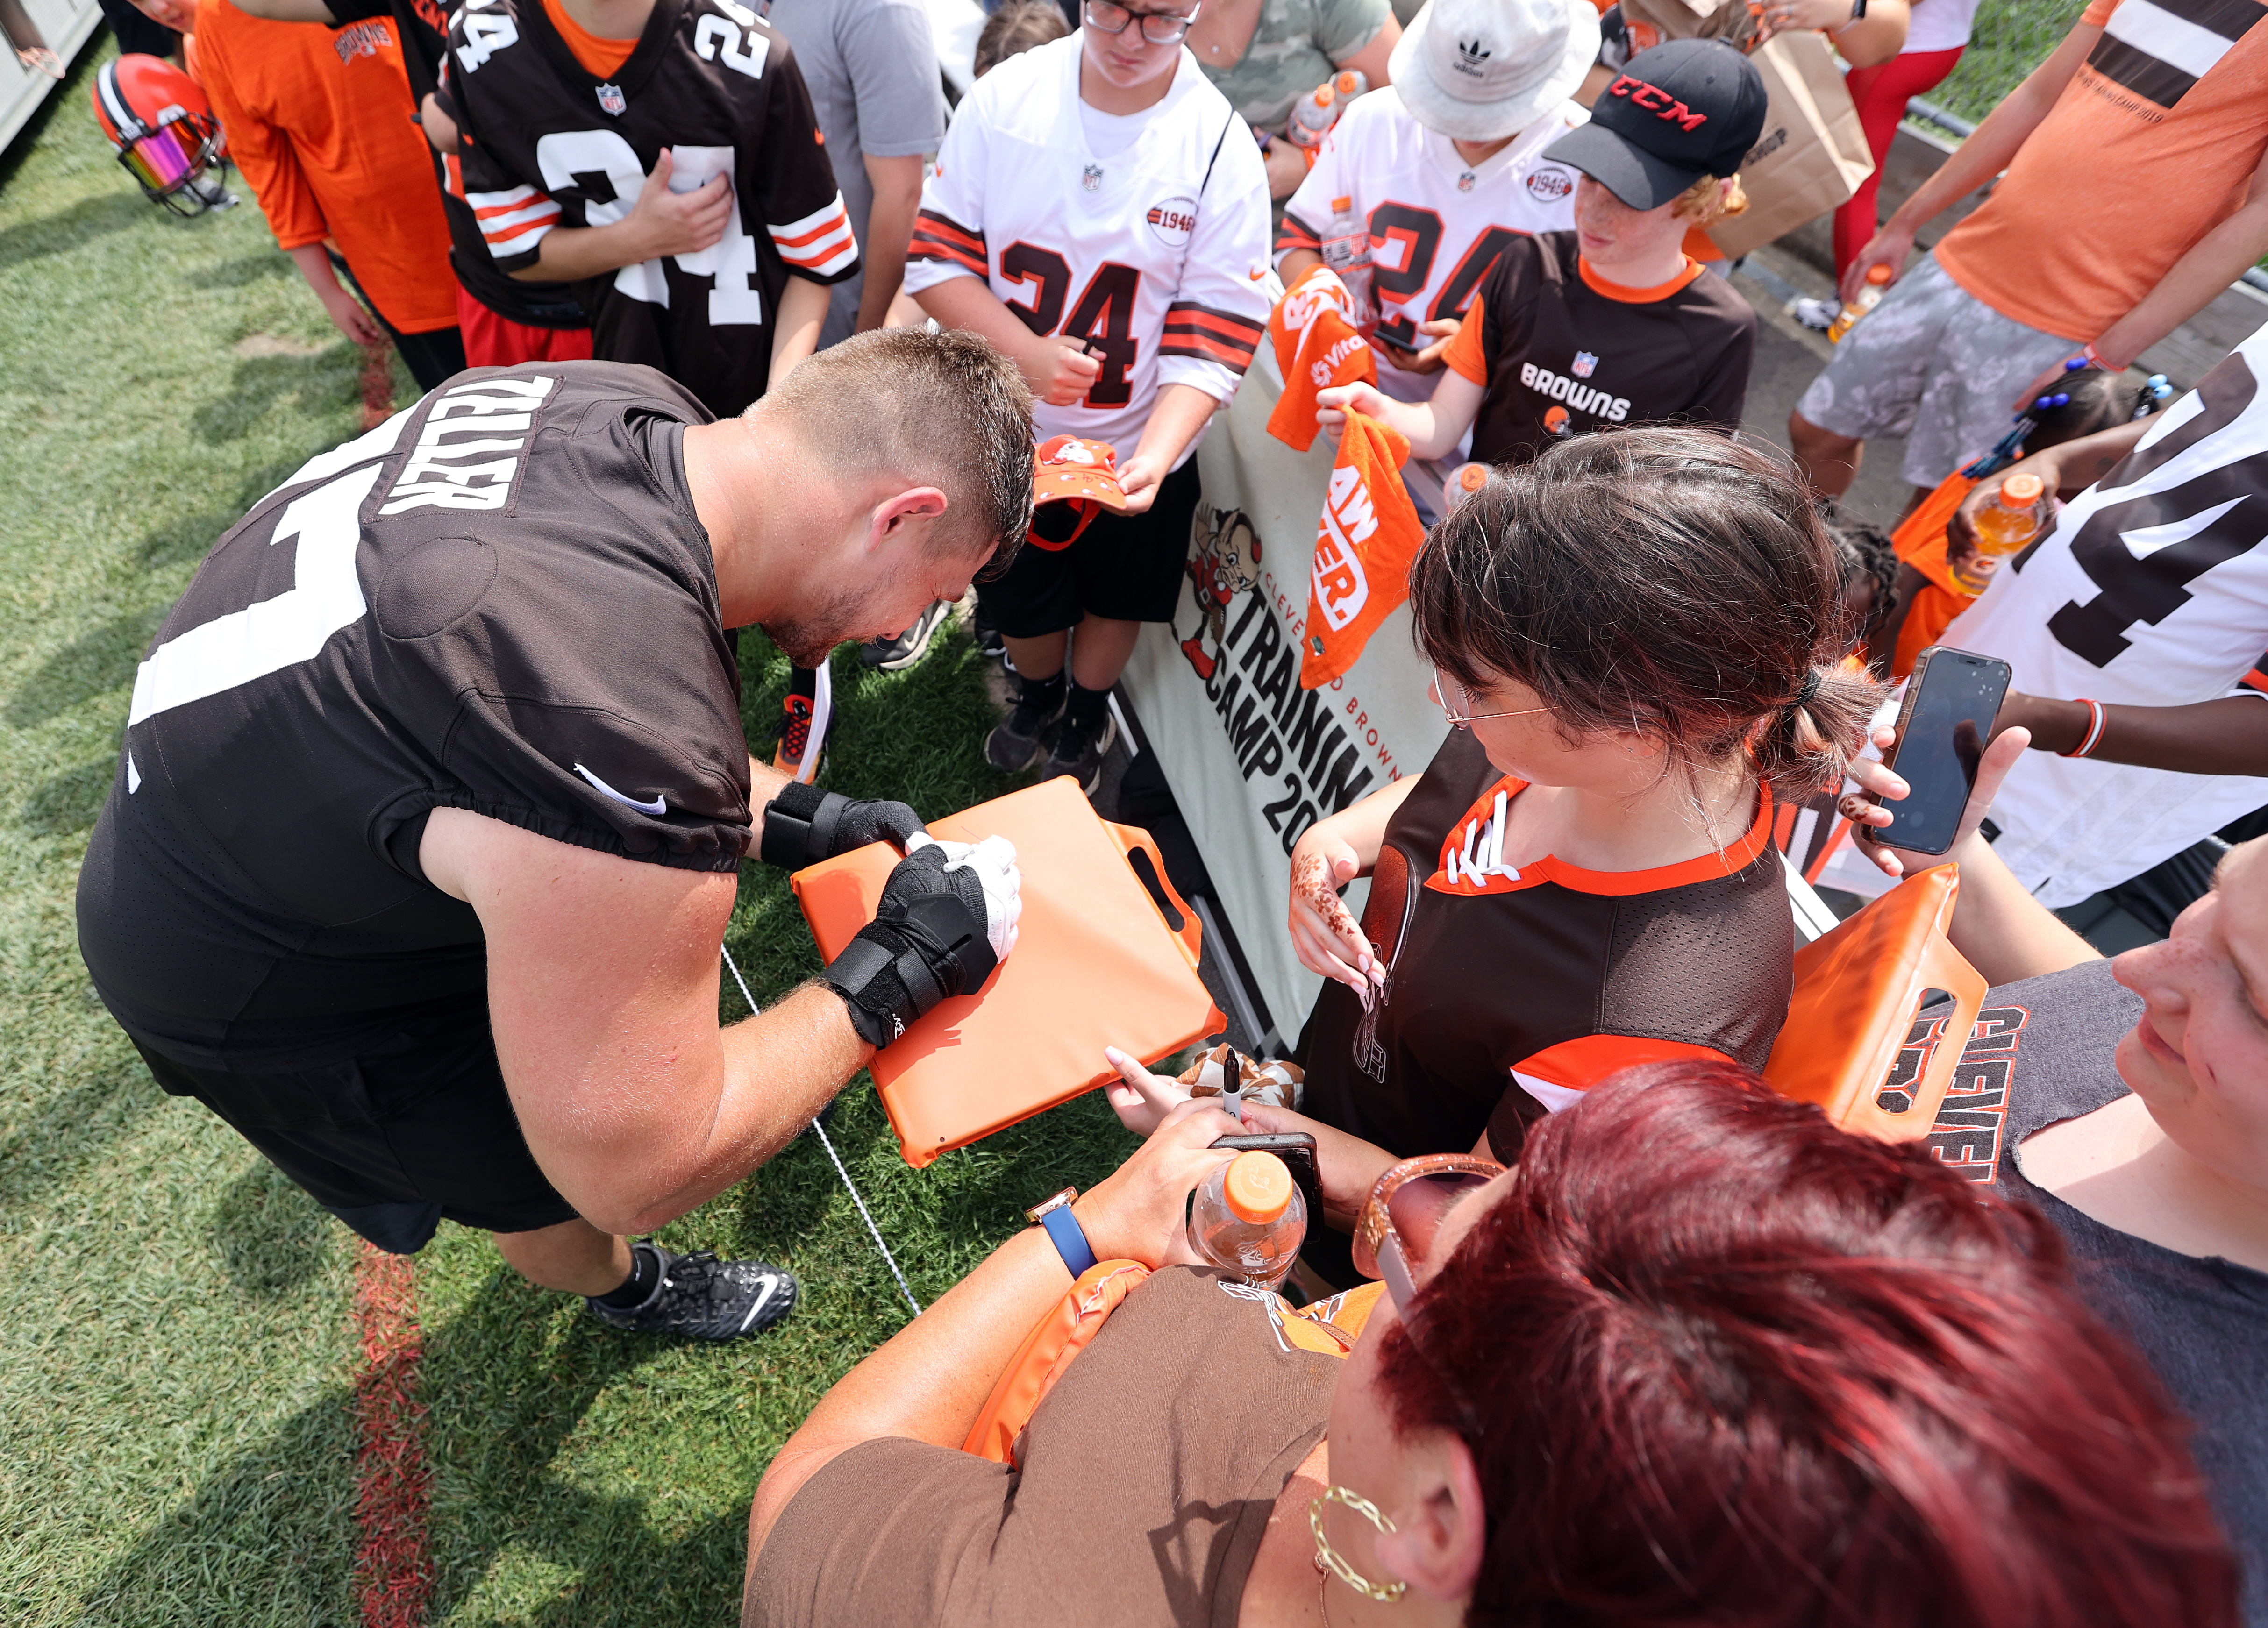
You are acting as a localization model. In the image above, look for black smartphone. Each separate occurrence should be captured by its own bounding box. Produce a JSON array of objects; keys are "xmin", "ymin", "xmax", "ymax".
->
[
  {"xmin": 1210, "ymin": 1132, "xmax": 1321, "ymax": 1232},
  {"xmin": 1874, "ymin": 646, "xmax": 2012, "ymax": 856}
]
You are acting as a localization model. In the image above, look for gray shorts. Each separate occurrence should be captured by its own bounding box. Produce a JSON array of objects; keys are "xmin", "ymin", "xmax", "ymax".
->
[{"xmin": 1794, "ymin": 252, "xmax": 2079, "ymax": 489}]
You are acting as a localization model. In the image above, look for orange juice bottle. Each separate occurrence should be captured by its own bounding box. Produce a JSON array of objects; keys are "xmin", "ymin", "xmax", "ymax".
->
[
  {"xmin": 1826, "ymin": 264, "xmax": 1893, "ymax": 343},
  {"xmin": 1951, "ymin": 471, "xmax": 2047, "ymax": 594}
]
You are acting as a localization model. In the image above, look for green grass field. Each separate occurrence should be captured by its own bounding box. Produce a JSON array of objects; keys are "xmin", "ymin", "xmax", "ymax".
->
[{"xmin": 0, "ymin": 41, "xmax": 1141, "ymax": 1626}]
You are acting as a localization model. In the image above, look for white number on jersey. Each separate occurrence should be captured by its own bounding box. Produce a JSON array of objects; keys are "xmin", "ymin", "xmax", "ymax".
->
[
  {"xmin": 693, "ymin": 12, "xmax": 769, "ymax": 79},
  {"xmin": 128, "ymin": 461, "xmax": 383, "ymax": 729},
  {"xmin": 454, "ymin": 2, "xmax": 518, "ymax": 73},
  {"xmin": 534, "ymin": 131, "xmax": 766, "ymax": 325}
]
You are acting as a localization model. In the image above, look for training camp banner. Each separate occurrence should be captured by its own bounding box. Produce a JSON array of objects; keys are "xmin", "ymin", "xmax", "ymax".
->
[{"xmin": 1123, "ymin": 351, "xmax": 1448, "ymax": 1040}]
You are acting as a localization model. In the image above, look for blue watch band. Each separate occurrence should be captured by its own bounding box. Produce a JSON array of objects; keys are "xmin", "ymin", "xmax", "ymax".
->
[{"xmin": 1039, "ymin": 1203, "xmax": 1098, "ymax": 1279}]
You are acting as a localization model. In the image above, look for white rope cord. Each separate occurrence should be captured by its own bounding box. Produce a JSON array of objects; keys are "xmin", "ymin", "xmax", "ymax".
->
[{"xmin": 720, "ymin": 942, "xmax": 923, "ymax": 1319}]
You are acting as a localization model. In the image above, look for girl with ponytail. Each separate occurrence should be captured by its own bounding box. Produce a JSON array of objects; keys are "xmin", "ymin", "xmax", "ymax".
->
[{"xmin": 1114, "ymin": 426, "xmax": 1883, "ymax": 1285}]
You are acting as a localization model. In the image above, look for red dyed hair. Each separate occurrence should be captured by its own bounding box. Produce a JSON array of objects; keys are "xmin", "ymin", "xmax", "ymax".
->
[{"xmin": 1376, "ymin": 1060, "xmax": 2238, "ymax": 1628}]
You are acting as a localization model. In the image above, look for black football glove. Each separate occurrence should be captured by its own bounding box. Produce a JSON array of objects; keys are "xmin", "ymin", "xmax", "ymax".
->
[
  {"xmin": 760, "ymin": 781, "xmax": 927, "ymax": 870},
  {"xmin": 820, "ymin": 836, "xmax": 1021, "ymax": 1047}
]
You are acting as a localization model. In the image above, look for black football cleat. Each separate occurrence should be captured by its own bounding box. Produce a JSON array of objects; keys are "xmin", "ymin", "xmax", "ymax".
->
[{"xmin": 585, "ymin": 1242, "xmax": 798, "ymax": 1341}]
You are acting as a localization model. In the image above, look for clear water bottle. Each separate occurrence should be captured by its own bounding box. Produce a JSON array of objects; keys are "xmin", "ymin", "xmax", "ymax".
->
[
  {"xmin": 1319, "ymin": 196, "xmax": 1375, "ymax": 331},
  {"xmin": 1826, "ymin": 263, "xmax": 1892, "ymax": 343},
  {"xmin": 1187, "ymin": 1151, "xmax": 1306, "ymax": 1290}
]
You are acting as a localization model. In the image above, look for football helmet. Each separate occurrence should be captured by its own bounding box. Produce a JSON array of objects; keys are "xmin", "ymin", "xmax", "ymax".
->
[{"xmin": 92, "ymin": 55, "xmax": 233, "ymax": 216}]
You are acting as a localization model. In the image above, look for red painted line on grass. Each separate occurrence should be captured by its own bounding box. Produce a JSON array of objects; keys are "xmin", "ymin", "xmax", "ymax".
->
[{"xmin": 353, "ymin": 1242, "xmax": 431, "ymax": 1628}]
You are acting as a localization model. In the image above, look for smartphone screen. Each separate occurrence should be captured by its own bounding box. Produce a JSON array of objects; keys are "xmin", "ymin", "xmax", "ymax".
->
[{"xmin": 1878, "ymin": 647, "xmax": 2012, "ymax": 856}]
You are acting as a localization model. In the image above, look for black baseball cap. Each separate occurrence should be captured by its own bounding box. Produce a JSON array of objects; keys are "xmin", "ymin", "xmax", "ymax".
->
[{"xmin": 1542, "ymin": 40, "xmax": 1767, "ymax": 210}]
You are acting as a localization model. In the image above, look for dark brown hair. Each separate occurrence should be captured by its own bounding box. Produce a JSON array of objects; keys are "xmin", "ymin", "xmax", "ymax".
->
[
  {"xmin": 1411, "ymin": 427, "xmax": 1881, "ymax": 803},
  {"xmin": 1378, "ymin": 1062, "xmax": 2241, "ymax": 1628},
  {"xmin": 975, "ymin": 0, "xmax": 1069, "ymax": 77},
  {"xmin": 757, "ymin": 327, "xmax": 1034, "ymax": 573}
]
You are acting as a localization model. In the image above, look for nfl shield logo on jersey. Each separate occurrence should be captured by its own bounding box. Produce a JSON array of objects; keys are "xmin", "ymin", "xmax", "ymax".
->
[
  {"xmin": 596, "ymin": 82, "xmax": 627, "ymax": 116},
  {"xmin": 1571, "ymin": 351, "xmax": 1598, "ymax": 378},
  {"xmin": 1081, "ymin": 164, "xmax": 1104, "ymax": 192}
]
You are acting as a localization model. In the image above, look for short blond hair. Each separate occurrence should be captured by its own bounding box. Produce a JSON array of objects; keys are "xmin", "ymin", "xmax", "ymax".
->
[{"xmin": 1673, "ymin": 172, "xmax": 1747, "ymax": 226}]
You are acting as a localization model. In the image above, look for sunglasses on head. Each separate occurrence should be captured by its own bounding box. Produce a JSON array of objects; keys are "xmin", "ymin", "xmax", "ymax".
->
[{"xmin": 1352, "ymin": 1153, "xmax": 1503, "ymax": 1313}]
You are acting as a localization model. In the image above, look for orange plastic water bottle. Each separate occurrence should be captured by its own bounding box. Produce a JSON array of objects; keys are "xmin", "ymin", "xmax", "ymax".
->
[
  {"xmin": 1951, "ymin": 471, "xmax": 2047, "ymax": 594},
  {"xmin": 1826, "ymin": 264, "xmax": 1893, "ymax": 343},
  {"xmin": 1187, "ymin": 1151, "xmax": 1306, "ymax": 1289}
]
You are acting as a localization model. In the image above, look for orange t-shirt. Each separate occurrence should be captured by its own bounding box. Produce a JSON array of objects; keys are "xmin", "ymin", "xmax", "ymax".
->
[
  {"xmin": 541, "ymin": 0, "xmax": 639, "ymax": 78},
  {"xmin": 1933, "ymin": 0, "xmax": 2268, "ymax": 344},
  {"xmin": 192, "ymin": 0, "xmax": 456, "ymax": 334}
]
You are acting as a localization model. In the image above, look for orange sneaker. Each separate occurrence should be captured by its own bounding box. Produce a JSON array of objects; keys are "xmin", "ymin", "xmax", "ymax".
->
[{"xmin": 772, "ymin": 692, "xmax": 814, "ymax": 777}]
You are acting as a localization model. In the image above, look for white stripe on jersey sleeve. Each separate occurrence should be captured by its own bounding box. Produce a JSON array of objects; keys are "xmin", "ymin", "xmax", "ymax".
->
[
  {"xmin": 466, "ymin": 185, "xmax": 562, "ymax": 259},
  {"xmin": 769, "ymin": 195, "xmax": 858, "ymax": 277}
]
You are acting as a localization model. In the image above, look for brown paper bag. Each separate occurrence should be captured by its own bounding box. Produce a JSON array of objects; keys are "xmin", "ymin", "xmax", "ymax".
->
[
  {"xmin": 1617, "ymin": 0, "xmax": 1757, "ymax": 51},
  {"xmin": 1705, "ymin": 30, "xmax": 1873, "ymax": 260}
]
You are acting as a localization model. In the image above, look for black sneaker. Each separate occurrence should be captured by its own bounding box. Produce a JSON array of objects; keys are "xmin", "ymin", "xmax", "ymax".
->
[
  {"xmin": 585, "ymin": 1242, "xmax": 797, "ymax": 1341},
  {"xmin": 1041, "ymin": 708, "xmax": 1117, "ymax": 795},
  {"xmin": 986, "ymin": 677, "xmax": 1064, "ymax": 771},
  {"xmin": 862, "ymin": 601, "xmax": 952, "ymax": 671},
  {"xmin": 972, "ymin": 603, "xmax": 1007, "ymax": 664}
]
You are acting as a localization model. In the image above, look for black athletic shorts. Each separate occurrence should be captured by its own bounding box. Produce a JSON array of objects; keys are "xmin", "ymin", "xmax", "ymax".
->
[
  {"xmin": 978, "ymin": 455, "xmax": 1202, "ymax": 638},
  {"xmin": 133, "ymin": 1003, "xmax": 579, "ymax": 1254}
]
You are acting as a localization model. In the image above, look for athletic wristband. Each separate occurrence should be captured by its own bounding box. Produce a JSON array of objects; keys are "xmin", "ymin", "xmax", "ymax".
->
[
  {"xmin": 2060, "ymin": 698, "xmax": 2108, "ymax": 759},
  {"xmin": 759, "ymin": 781, "xmax": 847, "ymax": 870},
  {"xmin": 1039, "ymin": 1204, "xmax": 1098, "ymax": 1279}
]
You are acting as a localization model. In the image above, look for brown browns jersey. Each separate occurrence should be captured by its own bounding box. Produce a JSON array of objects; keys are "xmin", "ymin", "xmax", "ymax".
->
[
  {"xmin": 1441, "ymin": 229, "xmax": 1755, "ymax": 469},
  {"xmin": 1299, "ymin": 727, "xmax": 1793, "ymax": 1165},
  {"xmin": 76, "ymin": 363, "xmax": 750, "ymax": 1070},
  {"xmin": 444, "ymin": 0, "xmax": 857, "ymax": 415}
]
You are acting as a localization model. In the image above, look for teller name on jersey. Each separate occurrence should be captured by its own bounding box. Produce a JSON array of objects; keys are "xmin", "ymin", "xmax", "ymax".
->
[{"xmin": 903, "ymin": 34, "xmax": 1271, "ymax": 456}]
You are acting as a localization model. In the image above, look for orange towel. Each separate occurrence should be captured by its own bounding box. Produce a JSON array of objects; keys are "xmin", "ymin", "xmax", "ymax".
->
[
  {"xmin": 1267, "ymin": 266, "xmax": 1375, "ymax": 453},
  {"xmin": 1890, "ymin": 470, "xmax": 1984, "ymax": 679},
  {"xmin": 1300, "ymin": 409, "xmax": 1425, "ymax": 690}
]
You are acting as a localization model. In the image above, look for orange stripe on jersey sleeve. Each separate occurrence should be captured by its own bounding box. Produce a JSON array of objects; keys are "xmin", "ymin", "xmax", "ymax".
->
[
  {"xmin": 910, "ymin": 207, "xmax": 987, "ymax": 276},
  {"xmin": 1276, "ymin": 209, "xmax": 1322, "ymax": 259},
  {"xmin": 1513, "ymin": 1035, "xmax": 1734, "ymax": 1104}
]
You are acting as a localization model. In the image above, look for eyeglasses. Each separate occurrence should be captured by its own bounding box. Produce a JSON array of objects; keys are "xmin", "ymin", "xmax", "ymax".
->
[
  {"xmin": 1431, "ymin": 665, "xmax": 1552, "ymax": 729},
  {"xmin": 1352, "ymin": 1153, "xmax": 1504, "ymax": 1314},
  {"xmin": 1084, "ymin": 0, "xmax": 1199, "ymax": 44}
]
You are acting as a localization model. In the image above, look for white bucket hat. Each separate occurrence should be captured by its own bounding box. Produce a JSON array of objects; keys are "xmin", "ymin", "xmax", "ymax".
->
[{"xmin": 1388, "ymin": 0, "xmax": 1602, "ymax": 144}]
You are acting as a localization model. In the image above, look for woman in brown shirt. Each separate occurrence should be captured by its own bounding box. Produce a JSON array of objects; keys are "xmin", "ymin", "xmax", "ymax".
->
[{"xmin": 741, "ymin": 1072, "xmax": 2236, "ymax": 1628}]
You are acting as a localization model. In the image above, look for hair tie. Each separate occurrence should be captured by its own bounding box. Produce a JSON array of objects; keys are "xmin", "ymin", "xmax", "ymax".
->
[{"xmin": 1787, "ymin": 668, "xmax": 1822, "ymax": 713}]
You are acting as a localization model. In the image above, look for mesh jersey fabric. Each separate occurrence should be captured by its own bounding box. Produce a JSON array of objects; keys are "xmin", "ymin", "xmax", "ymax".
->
[
  {"xmin": 76, "ymin": 362, "xmax": 751, "ymax": 1070},
  {"xmin": 1299, "ymin": 727, "xmax": 1793, "ymax": 1165},
  {"xmin": 324, "ymin": 0, "xmax": 589, "ymax": 330},
  {"xmin": 1940, "ymin": 323, "xmax": 2268, "ymax": 905},
  {"xmin": 1278, "ymin": 88, "xmax": 1585, "ymax": 399},
  {"xmin": 1444, "ymin": 230, "xmax": 1754, "ymax": 468},
  {"xmin": 191, "ymin": 0, "xmax": 459, "ymax": 335},
  {"xmin": 903, "ymin": 33, "xmax": 1273, "ymax": 462},
  {"xmin": 444, "ymin": 0, "xmax": 858, "ymax": 417}
]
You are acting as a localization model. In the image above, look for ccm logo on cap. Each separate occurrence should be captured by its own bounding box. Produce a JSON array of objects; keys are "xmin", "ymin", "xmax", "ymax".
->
[{"xmin": 1607, "ymin": 74, "xmax": 1707, "ymax": 132}]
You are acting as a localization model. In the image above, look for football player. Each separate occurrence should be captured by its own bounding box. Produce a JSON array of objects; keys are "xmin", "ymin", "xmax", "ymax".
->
[
  {"xmin": 443, "ymin": 0, "xmax": 859, "ymax": 419},
  {"xmin": 904, "ymin": 0, "xmax": 1273, "ymax": 791},
  {"xmin": 77, "ymin": 334, "xmax": 1033, "ymax": 1340}
]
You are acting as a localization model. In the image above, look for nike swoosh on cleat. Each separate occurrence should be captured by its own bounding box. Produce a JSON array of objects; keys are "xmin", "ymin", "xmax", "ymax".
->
[
  {"xmin": 574, "ymin": 762, "xmax": 666, "ymax": 817},
  {"xmin": 737, "ymin": 1275, "xmax": 782, "ymax": 1332}
]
